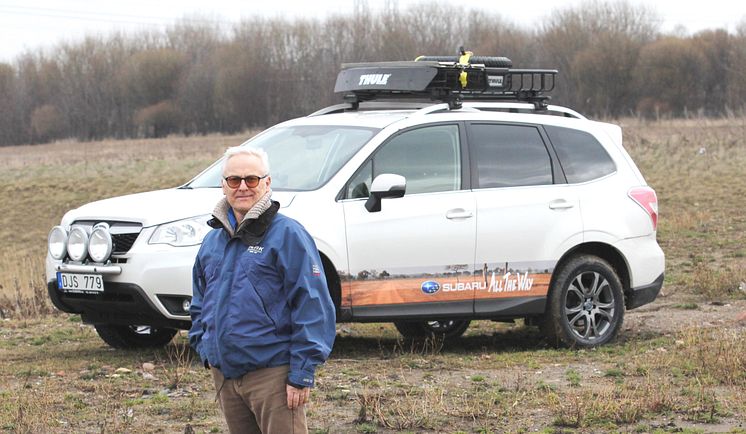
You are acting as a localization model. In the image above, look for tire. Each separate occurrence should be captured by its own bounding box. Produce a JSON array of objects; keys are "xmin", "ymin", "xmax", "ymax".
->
[
  {"xmin": 541, "ymin": 255, "xmax": 624, "ymax": 348},
  {"xmin": 94, "ymin": 324, "xmax": 177, "ymax": 349},
  {"xmin": 394, "ymin": 319, "xmax": 470, "ymax": 340},
  {"xmin": 416, "ymin": 56, "xmax": 513, "ymax": 68}
]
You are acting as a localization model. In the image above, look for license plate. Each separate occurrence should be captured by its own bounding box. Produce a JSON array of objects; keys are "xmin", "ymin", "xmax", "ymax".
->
[{"xmin": 57, "ymin": 272, "xmax": 104, "ymax": 293}]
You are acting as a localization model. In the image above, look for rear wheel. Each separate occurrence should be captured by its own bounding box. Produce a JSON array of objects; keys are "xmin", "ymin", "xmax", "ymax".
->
[
  {"xmin": 94, "ymin": 324, "xmax": 177, "ymax": 349},
  {"xmin": 542, "ymin": 255, "xmax": 624, "ymax": 348},
  {"xmin": 394, "ymin": 319, "xmax": 470, "ymax": 340}
]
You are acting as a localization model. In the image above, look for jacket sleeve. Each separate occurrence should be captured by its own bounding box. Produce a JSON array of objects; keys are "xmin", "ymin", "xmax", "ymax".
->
[
  {"xmin": 278, "ymin": 223, "xmax": 336, "ymax": 388},
  {"xmin": 188, "ymin": 252, "xmax": 207, "ymax": 364}
]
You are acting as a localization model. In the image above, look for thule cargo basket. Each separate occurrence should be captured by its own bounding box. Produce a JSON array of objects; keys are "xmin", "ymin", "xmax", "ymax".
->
[{"xmin": 334, "ymin": 52, "xmax": 557, "ymax": 110}]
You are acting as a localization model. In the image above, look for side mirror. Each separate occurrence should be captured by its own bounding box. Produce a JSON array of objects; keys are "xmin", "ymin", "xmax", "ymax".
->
[{"xmin": 365, "ymin": 174, "xmax": 406, "ymax": 212}]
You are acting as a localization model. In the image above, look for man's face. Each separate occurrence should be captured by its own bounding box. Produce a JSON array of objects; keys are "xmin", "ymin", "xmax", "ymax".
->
[{"xmin": 222, "ymin": 153, "xmax": 271, "ymax": 217}]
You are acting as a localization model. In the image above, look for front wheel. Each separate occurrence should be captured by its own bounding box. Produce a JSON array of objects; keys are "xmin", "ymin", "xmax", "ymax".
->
[
  {"xmin": 541, "ymin": 255, "xmax": 624, "ymax": 348},
  {"xmin": 394, "ymin": 319, "xmax": 470, "ymax": 340},
  {"xmin": 94, "ymin": 324, "xmax": 177, "ymax": 349}
]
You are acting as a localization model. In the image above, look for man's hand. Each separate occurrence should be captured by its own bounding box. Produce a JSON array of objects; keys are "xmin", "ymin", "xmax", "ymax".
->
[{"xmin": 286, "ymin": 384, "xmax": 310, "ymax": 409}]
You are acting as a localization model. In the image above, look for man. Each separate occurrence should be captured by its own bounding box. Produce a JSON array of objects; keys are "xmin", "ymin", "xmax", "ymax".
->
[{"xmin": 189, "ymin": 146, "xmax": 336, "ymax": 433}]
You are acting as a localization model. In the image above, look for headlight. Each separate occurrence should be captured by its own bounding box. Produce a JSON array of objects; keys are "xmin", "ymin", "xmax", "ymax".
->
[
  {"xmin": 67, "ymin": 226, "xmax": 89, "ymax": 262},
  {"xmin": 149, "ymin": 215, "xmax": 212, "ymax": 247},
  {"xmin": 88, "ymin": 223, "xmax": 113, "ymax": 263},
  {"xmin": 48, "ymin": 226, "xmax": 69, "ymax": 260}
]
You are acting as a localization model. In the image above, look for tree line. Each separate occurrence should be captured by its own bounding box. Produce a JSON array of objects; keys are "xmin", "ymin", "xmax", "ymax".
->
[{"xmin": 1, "ymin": 1, "xmax": 746, "ymax": 146}]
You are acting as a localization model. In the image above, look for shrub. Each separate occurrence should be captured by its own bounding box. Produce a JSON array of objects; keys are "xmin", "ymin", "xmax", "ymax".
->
[{"xmin": 133, "ymin": 101, "xmax": 182, "ymax": 138}]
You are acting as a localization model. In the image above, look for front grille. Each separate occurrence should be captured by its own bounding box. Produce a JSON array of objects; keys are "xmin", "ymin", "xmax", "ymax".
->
[{"xmin": 112, "ymin": 233, "xmax": 139, "ymax": 254}]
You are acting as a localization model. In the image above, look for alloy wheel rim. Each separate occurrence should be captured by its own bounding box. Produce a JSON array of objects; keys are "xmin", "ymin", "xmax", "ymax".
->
[{"xmin": 563, "ymin": 271, "xmax": 616, "ymax": 341}]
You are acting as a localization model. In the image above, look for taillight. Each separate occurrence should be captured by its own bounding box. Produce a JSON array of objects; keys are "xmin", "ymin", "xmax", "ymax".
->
[{"xmin": 628, "ymin": 187, "xmax": 658, "ymax": 231}]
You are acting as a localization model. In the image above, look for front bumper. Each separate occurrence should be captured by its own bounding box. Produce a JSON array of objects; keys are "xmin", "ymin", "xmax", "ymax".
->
[
  {"xmin": 46, "ymin": 227, "xmax": 200, "ymax": 321},
  {"xmin": 47, "ymin": 281, "xmax": 191, "ymax": 329}
]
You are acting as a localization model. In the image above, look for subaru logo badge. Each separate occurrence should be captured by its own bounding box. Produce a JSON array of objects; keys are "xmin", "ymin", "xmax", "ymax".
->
[{"xmin": 421, "ymin": 281, "xmax": 440, "ymax": 295}]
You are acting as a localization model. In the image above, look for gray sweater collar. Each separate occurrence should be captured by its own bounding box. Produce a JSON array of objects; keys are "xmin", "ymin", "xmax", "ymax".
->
[{"xmin": 212, "ymin": 190, "xmax": 273, "ymax": 237}]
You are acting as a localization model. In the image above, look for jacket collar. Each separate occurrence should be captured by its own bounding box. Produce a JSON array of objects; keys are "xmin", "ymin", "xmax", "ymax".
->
[{"xmin": 208, "ymin": 194, "xmax": 280, "ymax": 246}]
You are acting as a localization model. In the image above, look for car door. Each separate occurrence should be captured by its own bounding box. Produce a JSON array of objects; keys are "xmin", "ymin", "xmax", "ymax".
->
[
  {"xmin": 341, "ymin": 124, "xmax": 477, "ymax": 319},
  {"xmin": 467, "ymin": 122, "xmax": 584, "ymax": 316}
]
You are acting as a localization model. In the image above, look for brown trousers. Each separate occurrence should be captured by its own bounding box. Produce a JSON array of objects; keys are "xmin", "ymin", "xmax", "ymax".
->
[{"xmin": 211, "ymin": 365, "xmax": 307, "ymax": 434}]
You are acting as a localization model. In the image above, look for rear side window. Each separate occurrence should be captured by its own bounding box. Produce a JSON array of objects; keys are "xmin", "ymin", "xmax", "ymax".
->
[
  {"xmin": 545, "ymin": 125, "xmax": 616, "ymax": 183},
  {"xmin": 470, "ymin": 124, "xmax": 552, "ymax": 188}
]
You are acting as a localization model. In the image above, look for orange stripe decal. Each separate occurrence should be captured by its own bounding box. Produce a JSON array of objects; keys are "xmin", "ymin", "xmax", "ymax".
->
[{"xmin": 345, "ymin": 272, "xmax": 550, "ymax": 307}]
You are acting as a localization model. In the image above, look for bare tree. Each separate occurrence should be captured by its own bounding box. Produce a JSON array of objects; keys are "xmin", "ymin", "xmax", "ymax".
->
[
  {"xmin": 1, "ymin": 0, "xmax": 744, "ymax": 146},
  {"xmin": 0, "ymin": 63, "xmax": 24, "ymax": 145},
  {"xmin": 168, "ymin": 20, "xmax": 225, "ymax": 134},
  {"xmin": 727, "ymin": 24, "xmax": 746, "ymax": 113},
  {"xmin": 637, "ymin": 36, "xmax": 707, "ymax": 118},
  {"xmin": 693, "ymin": 30, "xmax": 733, "ymax": 116},
  {"xmin": 540, "ymin": 0, "xmax": 658, "ymax": 114}
]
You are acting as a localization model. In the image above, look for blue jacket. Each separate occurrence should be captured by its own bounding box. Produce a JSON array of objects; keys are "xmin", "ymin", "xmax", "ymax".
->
[{"xmin": 189, "ymin": 200, "xmax": 336, "ymax": 387}]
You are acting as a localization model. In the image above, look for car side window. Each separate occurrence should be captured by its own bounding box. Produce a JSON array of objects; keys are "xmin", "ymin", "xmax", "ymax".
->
[
  {"xmin": 545, "ymin": 125, "xmax": 616, "ymax": 183},
  {"xmin": 470, "ymin": 123, "xmax": 553, "ymax": 188},
  {"xmin": 347, "ymin": 125, "xmax": 461, "ymax": 198}
]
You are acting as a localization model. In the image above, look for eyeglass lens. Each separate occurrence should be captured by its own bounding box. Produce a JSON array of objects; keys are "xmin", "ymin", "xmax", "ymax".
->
[{"xmin": 225, "ymin": 176, "xmax": 261, "ymax": 188}]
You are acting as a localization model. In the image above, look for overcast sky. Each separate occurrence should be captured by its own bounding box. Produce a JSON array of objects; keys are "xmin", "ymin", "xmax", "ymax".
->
[{"xmin": 1, "ymin": 0, "xmax": 745, "ymax": 63}]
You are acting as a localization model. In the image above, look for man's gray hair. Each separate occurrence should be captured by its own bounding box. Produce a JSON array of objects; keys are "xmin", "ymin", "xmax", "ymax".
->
[{"xmin": 222, "ymin": 146, "xmax": 270, "ymax": 174}]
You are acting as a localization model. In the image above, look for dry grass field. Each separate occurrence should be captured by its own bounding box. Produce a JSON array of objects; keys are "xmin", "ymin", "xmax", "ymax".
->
[{"xmin": 0, "ymin": 119, "xmax": 745, "ymax": 433}]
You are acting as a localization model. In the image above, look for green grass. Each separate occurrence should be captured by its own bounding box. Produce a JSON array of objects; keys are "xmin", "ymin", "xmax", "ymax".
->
[
  {"xmin": 565, "ymin": 368, "xmax": 582, "ymax": 387},
  {"xmin": 672, "ymin": 302, "xmax": 700, "ymax": 310}
]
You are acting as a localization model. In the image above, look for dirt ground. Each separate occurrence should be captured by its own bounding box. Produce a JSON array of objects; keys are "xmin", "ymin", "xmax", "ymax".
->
[
  {"xmin": 603, "ymin": 292, "xmax": 746, "ymax": 434},
  {"xmin": 1, "ymin": 291, "xmax": 745, "ymax": 434},
  {"xmin": 623, "ymin": 291, "xmax": 746, "ymax": 336},
  {"xmin": 316, "ymin": 291, "xmax": 746, "ymax": 433}
]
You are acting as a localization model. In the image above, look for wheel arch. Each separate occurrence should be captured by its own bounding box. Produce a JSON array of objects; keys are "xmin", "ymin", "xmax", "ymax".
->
[
  {"xmin": 549, "ymin": 242, "xmax": 631, "ymax": 307},
  {"xmin": 318, "ymin": 251, "xmax": 343, "ymax": 321}
]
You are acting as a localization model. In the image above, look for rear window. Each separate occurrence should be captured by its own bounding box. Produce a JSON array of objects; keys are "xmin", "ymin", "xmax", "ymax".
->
[
  {"xmin": 545, "ymin": 125, "xmax": 616, "ymax": 183},
  {"xmin": 470, "ymin": 123, "xmax": 553, "ymax": 188}
]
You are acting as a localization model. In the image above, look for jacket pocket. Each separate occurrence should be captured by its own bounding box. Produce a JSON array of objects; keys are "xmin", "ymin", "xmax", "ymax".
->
[{"xmin": 236, "ymin": 251, "xmax": 279, "ymax": 332}]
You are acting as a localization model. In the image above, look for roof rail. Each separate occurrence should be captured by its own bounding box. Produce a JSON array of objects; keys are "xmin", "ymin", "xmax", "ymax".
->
[
  {"xmin": 461, "ymin": 102, "xmax": 586, "ymax": 119},
  {"xmin": 308, "ymin": 103, "xmax": 352, "ymax": 117},
  {"xmin": 307, "ymin": 101, "xmax": 437, "ymax": 117},
  {"xmin": 334, "ymin": 50, "xmax": 558, "ymax": 110}
]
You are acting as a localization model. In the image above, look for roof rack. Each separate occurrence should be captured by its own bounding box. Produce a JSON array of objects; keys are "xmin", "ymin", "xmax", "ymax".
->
[{"xmin": 334, "ymin": 49, "xmax": 558, "ymax": 110}]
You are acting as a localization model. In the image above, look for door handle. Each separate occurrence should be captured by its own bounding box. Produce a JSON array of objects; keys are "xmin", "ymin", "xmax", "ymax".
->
[
  {"xmin": 549, "ymin": 199, "xmax": 575, "ymax": 210},
  {"xmin": 446, "ymin": 208, "xmax": 473, "ymax": 219}
]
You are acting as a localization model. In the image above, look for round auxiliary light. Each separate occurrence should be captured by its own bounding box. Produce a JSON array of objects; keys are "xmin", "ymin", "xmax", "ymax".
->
[
  {"xmin": 47, "ymin": 226, "xmax": 69, "ymax": 260},
  {"xmin": 88, "ymin": 223, "xmax": 113, "ymax": 263},
  {"xmin": 182, "ymin": 298, "xmax": 192, "ymax": 313},
  {"xmin": 67, "ymin": 226, "xmax": 89, "ymax": 262}
]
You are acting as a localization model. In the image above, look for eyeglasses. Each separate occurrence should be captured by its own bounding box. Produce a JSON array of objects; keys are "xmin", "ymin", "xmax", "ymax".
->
[{"xmin": 223, "ymin": 174, "xmax": 268, "ymax": 189}]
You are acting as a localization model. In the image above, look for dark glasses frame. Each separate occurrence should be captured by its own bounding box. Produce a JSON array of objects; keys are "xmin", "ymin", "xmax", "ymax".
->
[{"xmin": 223, "ymin": 174, "xmax": 268, "ymax": 189}]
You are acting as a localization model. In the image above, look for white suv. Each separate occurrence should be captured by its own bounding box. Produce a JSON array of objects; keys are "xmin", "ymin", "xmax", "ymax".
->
[{"xmin": 46, "ymin": 55, "xmax": 664, "ymax": 349}]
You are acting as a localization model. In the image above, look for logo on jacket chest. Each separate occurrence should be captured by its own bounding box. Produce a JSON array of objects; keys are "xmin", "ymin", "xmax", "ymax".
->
[{"xmin": 247, "ymin": 246, "xmax": 264, "ymax": 254}]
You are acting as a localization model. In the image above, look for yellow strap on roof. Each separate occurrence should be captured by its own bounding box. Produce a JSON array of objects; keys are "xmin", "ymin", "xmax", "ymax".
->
[
  {"xmin": 458, "ymin": 51, "xmax": 473, "ymax": 65},
  {"xmin": 458, "ymin": 50, "xmax": 473, "ymax": 88}
]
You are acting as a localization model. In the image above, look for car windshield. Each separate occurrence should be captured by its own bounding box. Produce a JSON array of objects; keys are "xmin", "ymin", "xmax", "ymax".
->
[{"xmin": 186, "ymin": 125, "xmax": 378, "ymax": 190}]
